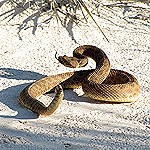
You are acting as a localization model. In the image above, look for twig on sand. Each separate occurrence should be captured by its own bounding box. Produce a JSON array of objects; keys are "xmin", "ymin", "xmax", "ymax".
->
[
  {"xmin": 78, "ymin": 0, "xmax": 109, "ymax": 42},
  {"xmin": 3, "ymin": 0, "xmax": 109, "ymax": 42},
  {"xmin": 45, "ymin": 0, "xmax": 109, "ymax": 42}
]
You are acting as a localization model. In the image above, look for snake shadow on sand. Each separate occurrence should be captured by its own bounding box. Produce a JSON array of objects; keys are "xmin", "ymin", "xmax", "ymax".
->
[
  {"xmin": 0, "ymin": 67, "xmax": 121, "ymax": 119},
  {"xmin": 0, "ymin": 68, "xmax": 46, "ymax": 119}
]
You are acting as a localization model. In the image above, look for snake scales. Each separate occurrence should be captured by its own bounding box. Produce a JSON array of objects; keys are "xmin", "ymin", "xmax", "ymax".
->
[{"xmin": 19, "ymin": 45, "xmax": 140, "ymax": 116}]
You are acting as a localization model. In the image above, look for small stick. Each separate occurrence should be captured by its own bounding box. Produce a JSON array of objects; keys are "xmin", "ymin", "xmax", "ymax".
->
[{"xmin": 78, "ymin": 0, "xmax": 109, "ymax": 42}]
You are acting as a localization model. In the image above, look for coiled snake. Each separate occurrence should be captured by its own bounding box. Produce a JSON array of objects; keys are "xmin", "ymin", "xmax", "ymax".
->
[{"xmin": 19, "ymin": 45, "xmax": 140, "ymax": 116}]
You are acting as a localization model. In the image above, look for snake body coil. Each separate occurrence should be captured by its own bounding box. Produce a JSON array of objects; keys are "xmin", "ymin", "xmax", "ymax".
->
[{"xmin": 19, "ymin": 45, "xmax": 140, "ymax": 116}]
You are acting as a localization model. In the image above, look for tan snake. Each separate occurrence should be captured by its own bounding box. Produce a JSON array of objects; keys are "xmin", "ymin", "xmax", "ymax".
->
[{"xmin": 19, "ymin": 45, "xmax": 140, "ymax": 116}]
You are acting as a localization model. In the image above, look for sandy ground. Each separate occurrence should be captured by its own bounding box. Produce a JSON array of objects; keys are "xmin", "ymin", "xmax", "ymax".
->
[{"xmin": 0, "ymin": 1, "xmax": 150, "ymax": 150}]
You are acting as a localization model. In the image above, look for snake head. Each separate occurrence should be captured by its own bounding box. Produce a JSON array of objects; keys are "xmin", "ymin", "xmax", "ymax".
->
[{"xmin": 58, "ymin": 55, "xmax": 80, "ymax": 68}]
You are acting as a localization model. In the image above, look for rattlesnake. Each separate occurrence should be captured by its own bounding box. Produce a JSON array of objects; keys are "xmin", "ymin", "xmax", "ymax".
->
[{"xmin": 19, "ymin": 45, "xmax": 140, "ymax": 116}]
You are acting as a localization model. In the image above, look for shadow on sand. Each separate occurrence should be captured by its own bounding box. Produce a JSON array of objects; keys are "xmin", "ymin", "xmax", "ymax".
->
[
  {"xmin": 0, "ymin": 67, "xmax": 47, "ymax": 119},
  {"xmin": 0, "ymin": 0, "xmax": 79, "ymax": 42},
  {"xmin": 0, "ymin": 67, "xmax": 122, "ymax": 119}
]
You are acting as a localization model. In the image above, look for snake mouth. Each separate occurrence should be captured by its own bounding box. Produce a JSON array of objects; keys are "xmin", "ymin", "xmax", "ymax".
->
[
  {"xmin": 55, "ymin": 51, "xmax": 88, "ymax": 68},
  {"xmin": 57, "ymin": 55, "xmax": 80, "ymax": 68}
]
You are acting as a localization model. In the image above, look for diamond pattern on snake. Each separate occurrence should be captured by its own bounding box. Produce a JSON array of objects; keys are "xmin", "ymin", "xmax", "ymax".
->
[{"xmin": 19, "ymin": 45, "xmax": 140, "ymax": 116}]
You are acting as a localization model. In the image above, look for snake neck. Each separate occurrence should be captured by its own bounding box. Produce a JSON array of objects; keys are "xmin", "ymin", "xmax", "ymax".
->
[{"xmin": 74, "ymin": 45, "xmax": 110, "ymax": 84}]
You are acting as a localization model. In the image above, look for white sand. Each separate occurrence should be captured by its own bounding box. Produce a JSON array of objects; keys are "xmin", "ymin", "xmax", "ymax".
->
[{"xmin": 0, "ymin": 1, "xmax": 150, "ymax": 150}]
